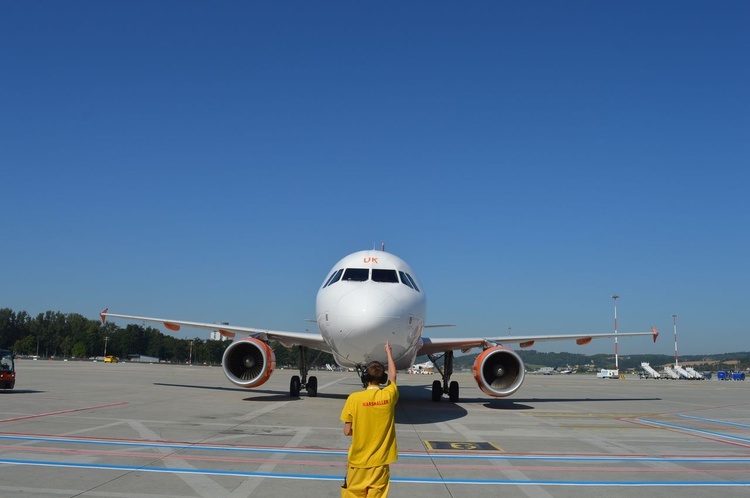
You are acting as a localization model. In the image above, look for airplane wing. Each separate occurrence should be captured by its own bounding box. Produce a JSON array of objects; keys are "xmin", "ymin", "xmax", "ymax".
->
[
  {"xmin": 100, "ymin": 309, "xmax": 332, "ymax": 352},
  {"xmin": 417, "ymin": 328, "xmax": 659, "ymax": 356}
]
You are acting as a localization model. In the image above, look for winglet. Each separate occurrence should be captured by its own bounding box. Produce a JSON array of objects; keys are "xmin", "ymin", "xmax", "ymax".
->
[
  {"xmin": 100, "ymin": 308, "xmax": 109, "ymax": 324},
  {"xmin": 651, "ymin": 327, "xmax": 659, "ymax": 343}
]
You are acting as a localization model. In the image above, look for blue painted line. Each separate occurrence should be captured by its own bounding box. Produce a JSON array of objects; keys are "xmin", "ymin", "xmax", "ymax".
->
[
  {"xmin": 0, "ymin": 458, "xmax": 748, "ymax": 487},
  {"xmin": 638, "ymin": 418, "xmax": 750, "ymax": 444},
  {"xmin": 2, "ymin": 434, "xmax": 750, "ymax": 463},
  {"xmin": 678, "ymin": 414, "xmax": 750, "ymax": 430}
]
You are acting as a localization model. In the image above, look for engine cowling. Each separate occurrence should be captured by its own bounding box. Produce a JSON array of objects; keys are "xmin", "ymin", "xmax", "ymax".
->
[
  {"xmin": 222, "ymin": 337, "xmax": 276, "ymax": 388},
  {"xmin": 472, "ymin": 346, "xmax": 526, "ymax": 397}
]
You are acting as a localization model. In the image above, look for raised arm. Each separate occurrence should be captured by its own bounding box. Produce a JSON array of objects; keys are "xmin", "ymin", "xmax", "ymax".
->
[{"xmin": 385, "ymin": 341, "xmax": 396, "ymax": 384}]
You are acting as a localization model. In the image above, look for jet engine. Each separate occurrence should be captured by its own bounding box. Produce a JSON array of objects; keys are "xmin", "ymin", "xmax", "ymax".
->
[
  {"xmin": 222, "ymin": 337, "xmax": 276, "ymax": 388},
  {"xmin": 472, "ymin": 346, "xmax": 526, "ymax": 397}
]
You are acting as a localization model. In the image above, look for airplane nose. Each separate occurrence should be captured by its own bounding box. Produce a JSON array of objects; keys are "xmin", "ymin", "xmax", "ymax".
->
[
  {"xmin": 332, "ymin": 285, "xmax": 403, "ymax": 349},
  {"xmin": 328, "ymin": 288, "xmax": 403, "ymax": 363},
  {"xmin": 337, "ymin": 287, "xmax": 399, "ymax": 320}
]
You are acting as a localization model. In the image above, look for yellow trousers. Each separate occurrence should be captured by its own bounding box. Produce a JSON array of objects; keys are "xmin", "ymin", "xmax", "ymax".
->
[{"xmin": 341, "ymin": 465, "xmax": 390, "ymax": 497}]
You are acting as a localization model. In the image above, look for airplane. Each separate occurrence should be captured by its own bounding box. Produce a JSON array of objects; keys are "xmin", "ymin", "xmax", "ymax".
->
[
  {"xmin": 100, "ymin": 249, "xmax": 659, "ymax": 402},
  {"xmin": 531, "ymin": 367, "xmax": 556, "ymax": 375}
]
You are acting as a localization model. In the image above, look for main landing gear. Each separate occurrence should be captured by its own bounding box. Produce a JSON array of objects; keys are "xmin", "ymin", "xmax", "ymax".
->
[
  {"xmin": 428, "ymin": 351, "xmax": 459, "ymax": 402},
  {"xmin": 289, "ymin": 346, "xmax": 318, "ymax": 397}
]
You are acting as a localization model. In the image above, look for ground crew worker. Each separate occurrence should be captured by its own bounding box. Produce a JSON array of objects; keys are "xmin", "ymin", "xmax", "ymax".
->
[{"xmin": 340, "ymin": 341, "xmax": 398, "ymax": 497}]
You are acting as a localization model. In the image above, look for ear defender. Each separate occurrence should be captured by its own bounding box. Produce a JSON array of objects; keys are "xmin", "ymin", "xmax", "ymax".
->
[{"xmin": 360, "ymin": 364, "xmax": 371, "ymax": 385}]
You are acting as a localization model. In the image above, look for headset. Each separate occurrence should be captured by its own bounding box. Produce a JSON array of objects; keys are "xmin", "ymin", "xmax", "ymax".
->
[{"xmin": 360, "ymin": 361, "xmax": 388, "ymax": 387}]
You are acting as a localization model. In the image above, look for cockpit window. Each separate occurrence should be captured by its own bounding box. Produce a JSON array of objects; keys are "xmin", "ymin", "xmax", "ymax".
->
[
  {"xmin": 372, "ymin": 269, "xmax": 398, "ymax": 283},
  {"xmin": 343, "ymin": 268, "xmax": 369, "ymax": 281},
  {"xmin": 403, "ymin": 272, "xmax": 420, "ymax": 292},
  {"xmin": 399, "ymin": 271, "xmax": 414, "ymax": 289},
  {"xmin": 323, "ymin": 268, "xmax": 343, "ymax": 287}
]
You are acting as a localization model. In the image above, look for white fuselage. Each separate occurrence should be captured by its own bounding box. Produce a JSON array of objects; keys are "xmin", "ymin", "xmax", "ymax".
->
[{"xmin": 315, "ymin": 250, "xmax": 426, "ymax": 369}]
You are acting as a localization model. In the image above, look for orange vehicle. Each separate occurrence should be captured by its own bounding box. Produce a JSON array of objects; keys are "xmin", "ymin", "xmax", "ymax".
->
[{"xmin": 0, "ymin": 350, "xmax": 15, "ymax": 390}]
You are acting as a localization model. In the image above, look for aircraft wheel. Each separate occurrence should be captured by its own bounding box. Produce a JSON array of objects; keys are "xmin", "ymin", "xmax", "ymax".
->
[
  {"xmin": 449, "ymin": 381, "xmax": 459, "ymax": 402},
  {"xmin": 431, "ymin": 380, "xmax": 442, "ymax": 402},
  {"xmin": 307, "ymin": 376, "xmax": 318, "ymax": 397},
  {"xmin": 290, "ymin": 375, "xmax": 301, "ymax": 397}
]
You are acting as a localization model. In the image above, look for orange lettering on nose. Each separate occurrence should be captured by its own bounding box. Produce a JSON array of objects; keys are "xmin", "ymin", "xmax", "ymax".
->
[{"xmin": 363, "ymin": 257, "xmax": 379, "ymax": 264}]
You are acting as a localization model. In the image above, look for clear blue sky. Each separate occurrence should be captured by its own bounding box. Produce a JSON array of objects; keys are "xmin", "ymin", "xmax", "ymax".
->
[{"xmin": 2, "ymin": 2, "xmax": 748, "ymax": 356}]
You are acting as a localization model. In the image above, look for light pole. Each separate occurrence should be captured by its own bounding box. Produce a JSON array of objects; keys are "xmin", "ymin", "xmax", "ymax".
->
[
  {"xmin": 103, "ymin": 336, "xmax": 108, "ymax": 358},
  {"xmin": 508, "ymin": 326, "xmax": 511, "ymax": 337},
  {"xmin": 189, "ymin": 340, "xmax": 193, "ymax": 365},
  {"xmin": 672, "ymin": 314, "xmax": 678, "ymax": 367},
  {"xmin": 612, "ymin": 295, "xmax": 619, "ymax": 371}
]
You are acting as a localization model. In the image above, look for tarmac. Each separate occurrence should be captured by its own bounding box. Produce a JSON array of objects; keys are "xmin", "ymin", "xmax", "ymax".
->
[{"xmin": 1, "ymin": 359, "xmax": 749, "ymax": 498}]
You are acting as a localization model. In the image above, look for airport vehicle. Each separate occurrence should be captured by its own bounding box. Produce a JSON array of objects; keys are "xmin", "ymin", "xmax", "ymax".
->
[
  {"xmin": 0, "ymin": 350, "xmax": 16, "ymax": 389},
  {"xmin": 597, "ymin": 369, "xmax": 620, "ymax": 379},
  {"xmin": 407, "ymin": 360, "xmax": 435, "ymax": 374},
  {"xmin": 101, "ymin": 249, "xmax": 658, "ymax": 401},
  {"xmin": 104, "ymin": 356, "xmax": 119, "ymax": 363}
]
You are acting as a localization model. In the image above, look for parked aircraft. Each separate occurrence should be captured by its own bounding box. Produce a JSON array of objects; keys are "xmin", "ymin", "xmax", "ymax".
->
[
  {"xmin": 531, "ymin": 366, "xmax": 576, "ymax": 375},
  {"xmin": 101, "ymin": 249, "xmax": 658, "ymax": 402},
  {"xmin": 532, "ymin": 367, "xmax": 556, "ymax": 375}
]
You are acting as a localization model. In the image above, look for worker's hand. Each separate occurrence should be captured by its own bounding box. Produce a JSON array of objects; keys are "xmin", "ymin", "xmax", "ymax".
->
[{"xmin": 384, "ymin": 341, "xmax": 396, "ymax": 383}]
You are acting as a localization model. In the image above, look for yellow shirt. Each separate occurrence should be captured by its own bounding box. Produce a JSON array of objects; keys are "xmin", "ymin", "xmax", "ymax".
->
[{"xmin": 340, "ymin": 382, "xmax": 399, "ymax": 468}]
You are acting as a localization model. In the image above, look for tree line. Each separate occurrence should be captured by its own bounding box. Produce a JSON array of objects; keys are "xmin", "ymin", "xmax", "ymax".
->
[
  {"xmin": 6, "ymin": 307, "xmax": 744, "ymax": 372},
  {"xmin": 0, "ymin": 308, "xmax": 334, "ymax": 368}
]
